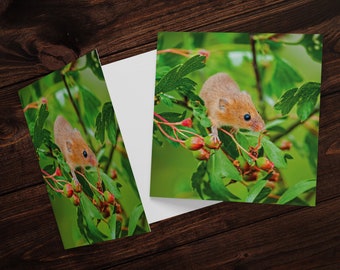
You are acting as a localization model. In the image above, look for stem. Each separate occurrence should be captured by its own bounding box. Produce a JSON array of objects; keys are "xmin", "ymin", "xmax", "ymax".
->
[
  {"xmin": 76, "ymin": 170, "xmax": 104, "ymax": 196},
  {"xmin": 219, "ymin": 128, "xmax": 258, "ymax": 161},
  {"xmin": 157, "ymin": 48, "xmax": 191, "ymax": 57},
  {"xmin": 271, "ymin": 108, "xmax": 319, "ymax": 142},
  {"xmin": 61, "ymin": 73, "xmax": 88, "ymax": 136},
  {"xmin": 154, "ymin": 112, "xmax": 169, "ymax": 123},
  {"xmin": 250, "ymin": 34, "xmax": 265, "ymax": 118},
  {"xmin": 105, "ymin": 145, "xmax": 115, "ymax": 173},
  {"xmin": 42, "ymin": 177, "xmax": 63, "ymax": 193},
  {"xmin": 23, "ymin": 102, "xmax": 39, "ymax": 112},
  {"xmin": 155, "ymin": 121, "xmax": 185, "ymax": 143}
]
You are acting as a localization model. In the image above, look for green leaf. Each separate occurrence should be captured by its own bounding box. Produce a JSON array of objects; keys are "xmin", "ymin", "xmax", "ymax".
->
[
  {"xmin": 79, "ymin": 193, "xmax": 108, "ymax": 242},
  {"xmin": 159, "ymin": 93, "xmax": 174, "ymax": 107},
  {"xmin": 300, "ymin": 34, "xmax": 323, "ymax": 63},
  {"xmin": 128, "ymin": 204, "xmax": 145, "ymax": 236},
  {"xmin": 33, "ymin": 104, "xmax": 50, "ymax": 148},
  {"xmin": 246, "ymin": 180, "xmax": 267, "ymax": 203},
  {"xmin": 304, "ymin": 132, "xmax": 318, "ymax": 173},
  {"xmin": 191, "ymin": 101, "xmax": 211, "ymax": 128},
  {"xmin": 79, "ymin": 85, "xmax": 101, "ymax": 128},
  {"xmin": 274, "ymin": 88, "xmax": 298, "ymax": 115},
  {"xmin": 277, "ymin": 179, "xmax": 316, "ymax": 205},
  {"xmin": 108, "ymin": 212, "xmax": 117, "ymax": 239},
  {"xmin": 95, "ymin": 102, "xmax": 117, "ymax": 145},
  {"xmin": 274, "ymin": 82, "xmax": 320, "ymax": 121},
  {"xmin": 296, "ymin": 82, "xmax": 320, "ymax": 121},
  {"xmin": 103, "ymin": 102, "xmax": 117, "ymax": 146},
  {"xmin": 99, "ymin": 170, "xmax": 121, "ymax": 199},
  {"xmin": 206, "ymin": 150, "xmax": 242, "ymax": 201},
  {"xmin": 178, "ymin": 55, "xmax": 206, "ymax": 77},
  {"xmin": 261, "ymin": 138, "xmax": 287, "ymax": 168},
  {"xmin": 155, "ymin": 55, "xmax": 205, "ymax": 94},
  {"xmin": 266, "ymin": 56, "xmax": 303, "ymax": 97},
  {"xmin": 191, "ymin": 162, "xmax": 206, "ymax": 199},
  {"xmin": 158, "ymin": 111, "xmax": 186, "ymax": 122},
  {"xmin": 86, "ymin": 51, "xmax": 105, "ymax": 80},
  {"xmin": 95, "ymin": 112, "xmax": 105, "ymax": 143},
  {"xmin": 235, "ymin": 132, "xmax": 254, "ymax": 164}
]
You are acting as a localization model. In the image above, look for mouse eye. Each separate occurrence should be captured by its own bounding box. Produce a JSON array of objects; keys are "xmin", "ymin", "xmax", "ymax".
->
[
  {"xmin": 83, "ymin": 150, "xmax": 88, "ymax": 158},
  {"xmin": 244, "ymin": 113, "xmax": 251, "ymax": 121}
]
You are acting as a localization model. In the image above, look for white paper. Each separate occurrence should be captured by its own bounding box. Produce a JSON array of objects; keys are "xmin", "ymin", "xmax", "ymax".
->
[{"xmin": 102, "ymin": 51, "xmax": 218, "ymax": 224}]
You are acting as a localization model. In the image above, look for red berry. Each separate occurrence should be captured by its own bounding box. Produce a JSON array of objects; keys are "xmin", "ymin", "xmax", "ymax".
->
[
  {"xmin": 111, "ymin": 169, "xmax": 117, "ymax": 179},
  {"xmin": 115, "ymin": 202, "xmax": 122, "ymax": 214},
  {"xmin": 41, "ymin": 97, "xmax": 48, "ymax": 104},
  {"xmin": 102, "ymin": 205, "xmax": 111, "ymax": 218},
  {"xmin": 280, "ymin": 140, "xmax": 292, "ymax": 151},
  {"xmin": 243, "ymin": 171, "xmax": 258, "ymax": 181},
  {"xmin": 55, "ymin": 167, "xmax": 62, "ymax": 176},
  {"xmin": 72, "ymin": 194, "xmax": 80, "ymax": 206},
  {"xmin": 192, "ymin": 148, "xmax": 210, "ymax": 160},
  {"xmin": 269, "ymin": 171, "xmax": 280, "ymax": 182},
  {"xmin": 266, "ymin": 181, "xmax": 276, "ymax": 189},
  {"xmin": 73, "ymin": 183, "xmax": 82, "ymax": 193},
  {"xmin": 92, "ymin": 195, "xmax": 101, "ymax": 207},
  {"xmin": 204, "ymin": 136, "xmax": 221, "ymax": 149},
  {"xmin": 181, "ymin": 118, "xmax": 192, "ymax": 127},
  {"xmin": 185, "ymin": 136, "xmax": 204, "ymax": 150},
  {"xmin": 256, "ymin": 157, "xmax": 274, "ymax": 171},
  {"xmin": 63, "ymin": 183, "xmax": 73, "ymax": 198},
  {"xmin": 104, "ymin": 190, "xmax": 115, "ymax": 204}
]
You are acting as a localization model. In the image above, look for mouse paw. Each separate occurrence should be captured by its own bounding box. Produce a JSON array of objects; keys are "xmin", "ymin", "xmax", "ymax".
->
[
  {"xmin": 210, "ymin": 126, "xmax": 220, "ymax": 143},
  {"xmin": 71, "ymin": 170, "xmax": 81, "ymax": 186}
]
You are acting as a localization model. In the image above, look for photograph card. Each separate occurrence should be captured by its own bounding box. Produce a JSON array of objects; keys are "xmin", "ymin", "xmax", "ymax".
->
[
  {"xmin": 150, "ymin": 32, "xmax": 323, "ymax": 206},
  {"xmin": 18, "ymin": 50, "xmax": 150, "ymax": 249}
]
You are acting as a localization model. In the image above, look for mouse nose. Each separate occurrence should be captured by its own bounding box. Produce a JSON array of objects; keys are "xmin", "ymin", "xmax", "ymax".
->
[
  {"xmin": 253, "ymin": 120, "xmax": 265, "ymax": 132},
  {"xmin": 89, "ymin": 155, "xmax": 98, "ymax": 167}
]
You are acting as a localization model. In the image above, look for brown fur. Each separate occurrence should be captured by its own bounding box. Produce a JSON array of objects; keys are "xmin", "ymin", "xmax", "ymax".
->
[
  {"xmin": 54, "ymin": 115, "xmax": 97, "ymax": 172},
  {"xmin": 200, "ymin": 72, "xmax": 265, "ymax": 132}
]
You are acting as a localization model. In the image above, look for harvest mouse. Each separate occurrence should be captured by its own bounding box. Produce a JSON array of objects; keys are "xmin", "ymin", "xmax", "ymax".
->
[
  {"xmin": 199, "ymin": 72, "xmax": 265, "ymax": 141},
  {"xmin": 54, "ymin": 115, "xmax": 98, "ymax": 185}
]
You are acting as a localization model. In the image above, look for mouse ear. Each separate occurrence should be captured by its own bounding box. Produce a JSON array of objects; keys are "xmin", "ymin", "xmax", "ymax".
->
[
  {"xmin": 219, "ymin": 97, "xmax": 231, "ymax": 111},
  {"xmin": 66, "ymin": 140, "xmax": 73, "ymax": 153}
]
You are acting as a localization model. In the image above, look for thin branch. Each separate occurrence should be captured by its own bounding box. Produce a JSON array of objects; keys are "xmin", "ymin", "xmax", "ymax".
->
[
  {"xmin": 105, "ymin": 144, "xmax": 115, "ymax": 174},
  {"xmin": 271, "ymin": 107, "xmax": 320, "ymax": 142},
  {"xmin": 250, "ymin": 34, "xmax": 266, "ymax": 118},
  {"xmin": 61, "ymin": 73, "xmax": 88, "ymax": 136}
]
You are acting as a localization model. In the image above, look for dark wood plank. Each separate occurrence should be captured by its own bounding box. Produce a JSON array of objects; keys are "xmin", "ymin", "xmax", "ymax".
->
[
  {"xmin": 0, "ymin": 0, "xmax": 339, "ymax": 269},
  {"xmin": 1, "ymin": 181, "xmax": 338, "ymax": 269},
  {"xmin": 114, "ymin": 196, "xmax": 340, "ymax": 269}
]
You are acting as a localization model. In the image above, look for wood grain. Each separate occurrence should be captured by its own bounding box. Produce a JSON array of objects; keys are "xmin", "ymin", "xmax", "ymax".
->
[{"xmin": 0, "ymin": 0, "xmax": 339, "ymax": 269}]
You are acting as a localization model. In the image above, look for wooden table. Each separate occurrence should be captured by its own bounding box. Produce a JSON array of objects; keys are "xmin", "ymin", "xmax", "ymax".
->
[{"xmin": 1, "ymin": 1, "xmax": 339, "ymax": 269}]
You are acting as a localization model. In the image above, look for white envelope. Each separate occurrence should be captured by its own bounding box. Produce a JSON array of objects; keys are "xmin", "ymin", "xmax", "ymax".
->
[{"xmin": 102, "ymin": 50, "xmax": 218, "ymax": 224}]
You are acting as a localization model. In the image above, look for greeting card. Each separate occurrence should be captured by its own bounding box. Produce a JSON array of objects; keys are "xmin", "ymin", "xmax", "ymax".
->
[
  {"xmin": 101, "ymin": 50, "xmax": 219, "ymax": 224},
  {"xmin": 18, "ymin": 50, "xmax": 150, "ymax": 249},
  {"xmin": 150, "ymin": 32, "xmax": 322, "ymax": 206}
]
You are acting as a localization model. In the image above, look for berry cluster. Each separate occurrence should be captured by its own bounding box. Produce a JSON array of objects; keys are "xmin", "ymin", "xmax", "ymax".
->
[
  {"xmin": 63, "ymin": 183, "xmax": 81, "ymax": 205},
  {"xmin": 184, "ymin": 135, "xmax": 221, "ymax": 160},
  {"xmin": 154, "ymin": 112, "xmax": 281, "ymax": 188},
  {"xmin": 154, "ymin": 113, "xmax": 221, "ymax": 161},
  {"xmin": 43, "ymin": 166, "xmax": 121, "ymax": 218},
  {"xmin": 234, "ymin": 155, "xmax": 280, "ymax": 188}
]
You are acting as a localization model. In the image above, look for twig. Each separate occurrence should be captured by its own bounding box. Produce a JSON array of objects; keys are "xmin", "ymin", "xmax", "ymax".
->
[
  {"xmin": 219, "ymin": 128, "xmax": 258, "ymax": 161},
  {"xmin": 271, "ymin": 107, "xmax": 320, "ymax": 142},
  {"xmin": 250, "ymin": 34, "xmax": 265, "ymax": 118},
  {"xmin": 61, "ymin": 73, "xmax": 88, "ymax": 136},
  {"xmin": 105, "ymin": 144, "xmax": 115, "ymax": 173}
]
